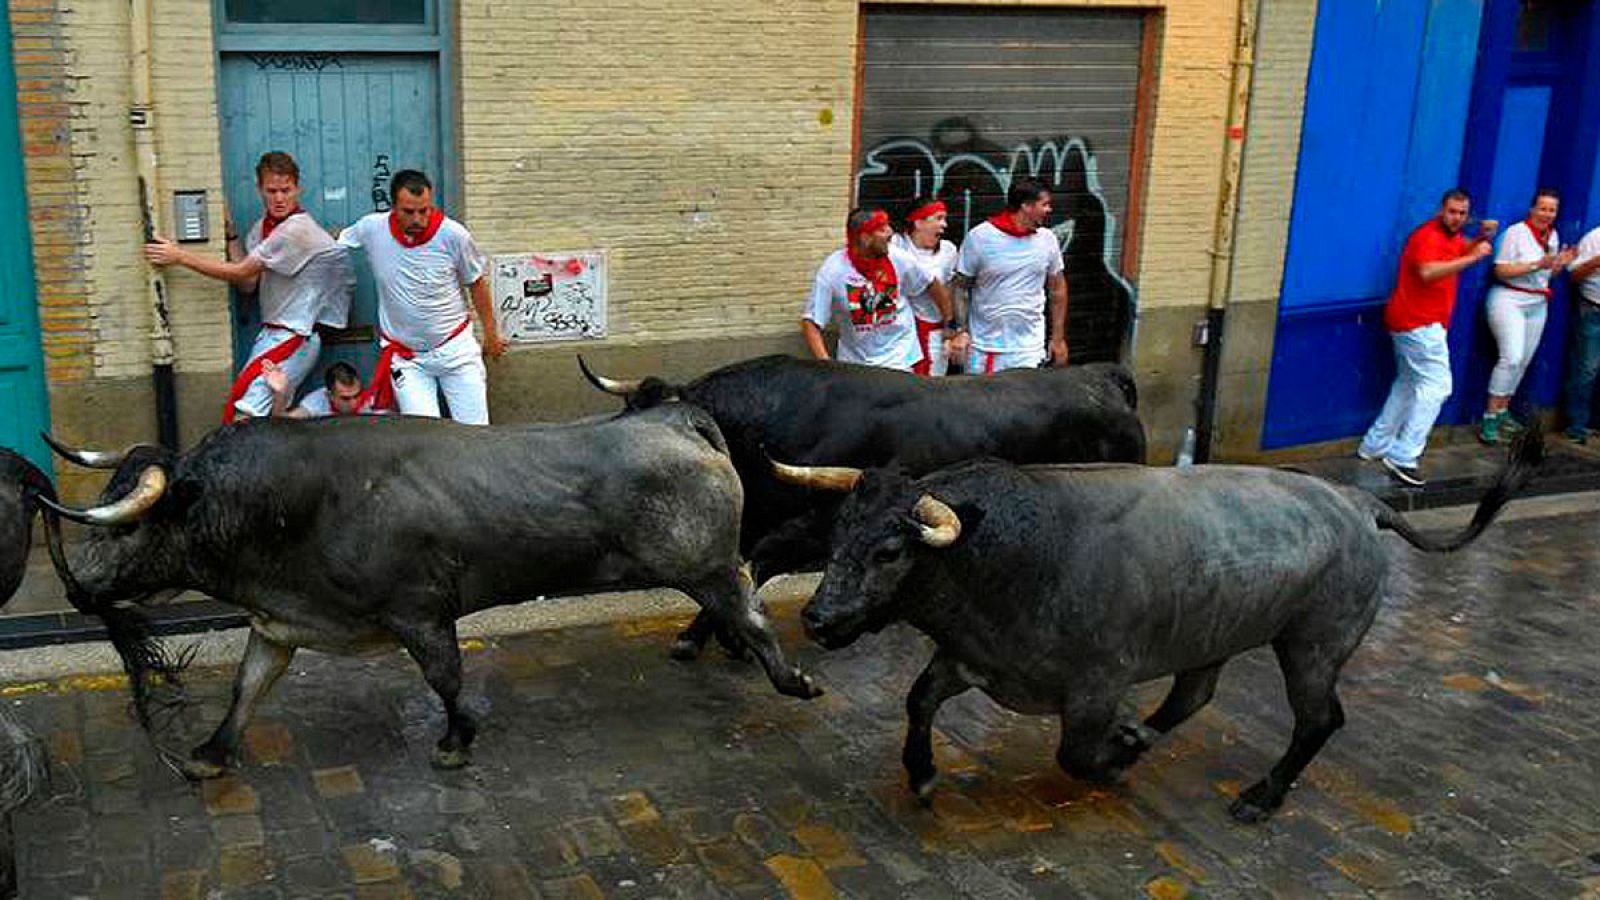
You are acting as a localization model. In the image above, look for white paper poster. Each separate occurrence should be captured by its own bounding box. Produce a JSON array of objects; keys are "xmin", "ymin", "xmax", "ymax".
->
[{"xmin": 490, "ymin": 251, "xmax": 607, "ymax": 343}]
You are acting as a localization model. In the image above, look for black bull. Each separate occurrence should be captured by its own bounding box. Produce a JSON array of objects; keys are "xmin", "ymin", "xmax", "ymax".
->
[
  {"xmin": 0, "ymin": 448, "xmax": 68, "ymax": 609},
  {"xmin": 579, "ymin": 355, "xmax": 1147, "ymax": 658},
  {"xmin": 38, "ymin": 406, "xmax": 820, "ymax": 777},
  {"xmin": 783, "ymin": 426, "xmax": 1544, "ymax": 822}
]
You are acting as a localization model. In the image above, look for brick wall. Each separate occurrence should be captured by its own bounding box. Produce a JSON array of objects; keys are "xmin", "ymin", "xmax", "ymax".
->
[{"xmin": 18, "ymin": 0, "xmax": 1303, "ymax": 457}]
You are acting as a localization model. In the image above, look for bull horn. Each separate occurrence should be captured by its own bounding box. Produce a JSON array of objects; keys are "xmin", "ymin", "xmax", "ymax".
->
[
  {"xmin": 770, "ymin": 459, "xmax": 863, "ymax": 492},
  {"xmin": 32, "ymin": 465, "xmax": 167, "ymax": 527},
  {"xmin": 41, "ymin": 432, "xmax": 138, "ymax": 469},
  {"xmin": 577, "ymin": 356, "xmax": 643, "ymax": 396},
  {"xmin": 912, "ymin": 495, "xmax": 962, "ymax": 547}
]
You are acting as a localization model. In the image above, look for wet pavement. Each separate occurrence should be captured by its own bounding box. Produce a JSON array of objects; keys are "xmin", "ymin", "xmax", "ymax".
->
[{"xmin": 4, "ymin": 500, "xmax": 1600, "ymax": 898}]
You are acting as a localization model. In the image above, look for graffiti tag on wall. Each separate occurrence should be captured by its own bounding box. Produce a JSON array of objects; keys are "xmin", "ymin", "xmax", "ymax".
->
[
  {"xmin": 247, "ymin": 53, "xmax": 344, "ymax": 72},
  {"xmin": 855, "ymin": 117, "xmax": 1136, "ymax": 364},
  {"xmin": 371, "ymin": 154, "xmax": 392, "ymax": 212}
]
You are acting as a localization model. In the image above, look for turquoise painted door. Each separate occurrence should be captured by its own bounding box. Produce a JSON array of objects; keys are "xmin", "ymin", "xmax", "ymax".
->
[
  {"xmin": 0, "ymin": 5, "xmax": 51, "ymax": 469},
  {"xmin": 217, "ymin": 53, "xmax": 442, "ymax": 394}
]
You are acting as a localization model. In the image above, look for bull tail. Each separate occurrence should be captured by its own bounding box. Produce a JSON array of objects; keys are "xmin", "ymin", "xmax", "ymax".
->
[
  {"xmin": 100, "ymin": 604, "xmax": 195, "ymax": 731},
  {"xmin": 1373, "ymin": 420, "xmax": 1545, "ymax": 552}
]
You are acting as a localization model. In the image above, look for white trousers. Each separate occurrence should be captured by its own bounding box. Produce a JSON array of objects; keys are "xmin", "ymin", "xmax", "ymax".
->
[
  {"xmin": 1486, "ymin": 287, "xmax": 1547, "ymax": 398},
  {"xmin": 1358, "ymin": 323, "xmax": 1451, "ymax": 468},
  {"xmin": 968, "ymin": 346, "xmax": 1045, "ymax": 374},
  {"xmin": 234, "ymin": 328, "xmax": 321, "ymax": 419},
  {"xmin": 389, "ymin": 328, "xmax": 490, "ymax": 425}
]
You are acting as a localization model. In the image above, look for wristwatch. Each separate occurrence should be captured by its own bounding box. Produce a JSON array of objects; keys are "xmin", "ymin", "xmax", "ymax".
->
[{"xmin": 943, "ymin": 319, "xmax": 964, "ymax": 333}]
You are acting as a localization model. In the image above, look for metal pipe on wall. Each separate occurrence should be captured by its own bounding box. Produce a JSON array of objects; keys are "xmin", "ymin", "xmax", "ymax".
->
[
  {"xmin": 1192, "ymin": 0, "xmax": 1259, "ymax": 464},
  {"xmin": 128, "ymin": 0, "xmax": 179, "ymax": 449}
]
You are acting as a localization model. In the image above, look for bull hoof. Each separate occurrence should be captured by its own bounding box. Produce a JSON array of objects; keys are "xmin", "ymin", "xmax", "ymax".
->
[
  {"xmin": 1227, "ymin": 782, "xmax": 1280, "ymax": 824},
  {"xmin": 669, "ymin": 636, "xmax": 704, "ymax": 662},
  {"xmin": 431, "ymin": 746, "xmax": 471, "ymax": 770},
  {"xmin": 778, "ymin": 670, "xmax": 824, "ymax": 700}
]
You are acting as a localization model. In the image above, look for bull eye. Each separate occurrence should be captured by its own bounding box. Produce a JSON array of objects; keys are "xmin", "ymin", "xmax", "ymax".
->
[{"xmin": 871, "ymin": 543, "xmax": 903, "ymax": 565}]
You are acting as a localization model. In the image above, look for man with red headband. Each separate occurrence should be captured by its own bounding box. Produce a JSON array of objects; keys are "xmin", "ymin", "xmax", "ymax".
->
[
  {"xmin": 337, "ymin": 169, "xmax": 507, "ymax": 424},
  {"xmin": 954, "ymin": 177, "xmax": 1069, "ymax": 373},
  {"xmin": 144, "ymin": 151, "xmax": 353, "ymax": 421},
  {"xmin": 803, "ymin": 207, "xmax": 954, "ymax": 371},
  {"xmin": 892, "ymin": 195, "xmax": 968, "ymax": 376}
]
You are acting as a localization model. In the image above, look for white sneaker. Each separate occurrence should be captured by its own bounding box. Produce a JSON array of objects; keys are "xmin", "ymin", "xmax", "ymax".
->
[
  {"xmin": 1381, "ymin": 457, "xmax": 1426, "ymax": 487},
  {"xmin": 1357, "ymin": 446, "xmax": 1383, "ymax": 462}
]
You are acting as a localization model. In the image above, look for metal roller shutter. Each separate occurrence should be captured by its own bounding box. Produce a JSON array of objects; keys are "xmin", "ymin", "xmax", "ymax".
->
[{"xmin": 855, "ymin": 6, "xmax": 1145, "ymax": 364}]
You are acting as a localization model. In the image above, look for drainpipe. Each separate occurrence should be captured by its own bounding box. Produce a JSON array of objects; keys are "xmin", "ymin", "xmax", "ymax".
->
[
  {"xmin": 129, "ymin": 0, "xmax": 179, "ymax": 449},
  {"xmin": 1192, "ymin": 0, "xmax": 1258, "ymax": 464}
]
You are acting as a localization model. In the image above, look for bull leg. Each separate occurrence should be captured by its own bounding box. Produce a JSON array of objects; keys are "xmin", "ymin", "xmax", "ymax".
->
[
  {"xmin": 1230, "ymin": 638, "xmax": 1348, "ymax": 823},
  {"xmin": 1056, "ymin": 688, "xmax": 1136, "ymax": 784},
  {"xmin": 902, "ymin": 651, "xmax": 972, "ymax": 802},
  {"xmin": 184, "ymin": 629, "xmax": 294, "ymax": 779},
  {"xmin": 390, "ymin": 618, "xmax": 477, "ymax": 769},
  {"xmin": 1113, "ymin": 663, "xmax": 1226, "ymax": 762},
  {"xmin": 682, "ymin": 571, "xmax": 821, "ymax": 700},
  {"xmin": 670, "ymin": 511, "xmax": 830, "ymax": 661}
]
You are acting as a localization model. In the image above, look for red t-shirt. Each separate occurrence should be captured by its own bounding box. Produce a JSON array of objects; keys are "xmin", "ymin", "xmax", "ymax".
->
[{"xmin": 1384, "ymin": 220, "xmax": 1469, "ymax": 333}]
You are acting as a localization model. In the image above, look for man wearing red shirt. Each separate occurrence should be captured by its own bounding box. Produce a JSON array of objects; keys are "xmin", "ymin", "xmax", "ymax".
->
[{"xmin": 1357, "ymin": 190, "xmax": 1495, "ymax": 486}]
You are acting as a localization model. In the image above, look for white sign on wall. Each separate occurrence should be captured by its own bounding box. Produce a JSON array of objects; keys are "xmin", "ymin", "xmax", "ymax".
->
[{"xmin": 490, "ymin": 251, "xmax": 607, "ymax": 343}]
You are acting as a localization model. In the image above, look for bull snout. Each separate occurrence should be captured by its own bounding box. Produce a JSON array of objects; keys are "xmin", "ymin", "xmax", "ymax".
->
[{"xmin": 801, "ymin": 597, "xmax": 862, "ymax": 650}]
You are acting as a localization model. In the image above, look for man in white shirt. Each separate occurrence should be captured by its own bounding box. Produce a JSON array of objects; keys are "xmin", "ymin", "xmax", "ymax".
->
[
  {"xmin": 802, "ymin": 208, "xmax": 956, "ymax": 371},
  {"xmin": 338, "ymin": 169, "xmax": 506, "ymax": 424},
  {"xmin": 955, "ymin": 177, "xmax": 1069, "ymax": 373},
  {"xmin": 1562, "ymin": 224, "xmax": 1600, "ymax": 442},
  {"xmin": 144, "ymin": 151, "xmax": 353, "ymax": 421},
  {"xmin": 892, "ymin": 196, "xmax": 965, "ymax": 376},
  {"xmin": 263, "ymin": 359, "xmax": 385, "ymax": 418}
]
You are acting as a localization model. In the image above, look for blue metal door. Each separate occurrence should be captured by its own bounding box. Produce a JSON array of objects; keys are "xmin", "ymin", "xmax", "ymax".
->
[
  {"xmin": 217, "ymin": 53, "xmax": 442, "ymax": 396},
  {"xmin": 0, "ymin": 4, "xmax": 51, "ymax": 469}
]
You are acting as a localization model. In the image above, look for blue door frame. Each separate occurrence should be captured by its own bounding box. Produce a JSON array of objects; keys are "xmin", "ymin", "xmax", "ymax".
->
[{"xmin": 0, "ymin": 3, "xmax": 51, "ymax": 471}]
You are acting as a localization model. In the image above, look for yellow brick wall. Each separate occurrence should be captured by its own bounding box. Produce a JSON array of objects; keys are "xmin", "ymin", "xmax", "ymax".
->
[
  {"xmin": 460, "ymin": 0, "xmax": 1242, "ymax": 352},
  {"xmin": 56, "ymin": 0, "xmax": 229, "ymax": 380},
  {"xmin": 27, "ymin": 0, "xmax": 1278, "ymax": 448}
]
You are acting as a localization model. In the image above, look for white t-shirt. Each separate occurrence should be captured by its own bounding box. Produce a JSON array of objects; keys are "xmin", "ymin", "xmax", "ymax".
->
[
  {"xmin": 295, "ymin": 386, "xmax": 386, "ymax": 417},
  {"xmin": 1494, "ymin": 220, "xmax": 1560, "ymax": 298},
  {"xmin": 1568, "ymin": 226, "xmax": 1600, "ymax": 307},
  {"xmin": 337, "ymin": 212, "xmax": 488, "ymax": 350},
  {"xmin": 246, "ymin": 212, "xmax": 354, "ymax": 334},
  {"xmin": 957, "ymin": 221, "xmax": 1065, "ymax": 353},
  {"xmin": 891, "ymin": 233, "xmax": 958, "ymax": 323},
  {"xmin": 804, "ymin": 246, "xmax": 933, "ymax": 370}
]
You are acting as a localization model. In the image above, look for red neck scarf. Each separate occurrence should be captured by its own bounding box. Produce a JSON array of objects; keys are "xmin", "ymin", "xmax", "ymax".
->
[
  {"xmin": 988, "ymin": 209, "xmax": 1035, "ymax": 237},
  {"xmin": 389, "ymin": 208, "xmax": 445, "ymax": 248},
  {"xmin": 261, "ymin": 206, "xmax": 303, "ymax": 240},
  {"xmin": 1524, "ymin": 218, "xmax": 1553, "ymax": 250},
  {"xmin": 846, "ymin": 210, "xmax": 898, "ymax": 293}
]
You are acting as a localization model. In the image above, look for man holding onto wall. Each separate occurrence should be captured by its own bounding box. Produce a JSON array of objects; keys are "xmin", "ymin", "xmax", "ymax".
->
[
  {"xmin": 1560, "ymin": 223, "xmax": 1600, "ymax": 443},
  {"xmin": 144, "ymin": 151, "xmax": 353, "ymax": 421},
  {"xmin": 802, "ymin": 207, "xmax": 956, "ymax": 371},
  {"xmin": 1356, "ymin": 189, "xmax": 1495, "ymax": 486},
  {"xmin": 953, "ymin": 177, "xmax": 1069, "ymax": 373},
  {"xmin": 338, "ymin": 170, "xmax": 507, "ymax": 424}
]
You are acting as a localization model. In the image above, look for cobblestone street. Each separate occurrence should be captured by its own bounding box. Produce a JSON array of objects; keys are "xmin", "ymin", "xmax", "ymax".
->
[{"xmin": 5, "ymin": 502, "xmax": 1600, "ymax": 899}]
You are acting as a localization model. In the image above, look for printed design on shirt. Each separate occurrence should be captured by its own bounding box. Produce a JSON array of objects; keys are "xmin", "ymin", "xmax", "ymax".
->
[{"xmin": 845, "ymin": 281, "xmax": 900, "ymax": 328}]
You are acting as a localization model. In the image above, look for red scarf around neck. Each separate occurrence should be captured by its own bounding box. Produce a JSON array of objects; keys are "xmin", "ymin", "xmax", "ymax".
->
[
  {"xmin": 988, "ymin": 209, "xmax": 1036, "ymax": 237},
  {"xmin": 389, "ymin": 208, "xmax": 445, "ymax": 248},
  {"xmin": 846, "ymin": 210, "xmax": 898, "ymax": 293},
  {"xmin": 260, "ymin": 206, "xmax": 303, "ymax": 240},
  {"xmin": 1524, "ymin": 218, "xmax": 1553, "ymax": 251}
]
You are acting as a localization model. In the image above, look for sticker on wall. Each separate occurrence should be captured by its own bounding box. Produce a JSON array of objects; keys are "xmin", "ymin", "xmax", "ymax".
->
[{"xmin": 491, "ymin": 251, "xmax": 607, "ymax": 343}]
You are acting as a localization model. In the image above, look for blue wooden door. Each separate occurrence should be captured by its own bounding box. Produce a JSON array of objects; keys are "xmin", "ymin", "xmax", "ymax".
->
[
  {"xmin": 0, "ymin": 4, "xmax": 51, "ymax": 469},
  {"xmin": 217, "ymin": 53, "xmax": 442, "ymax": 397}
]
